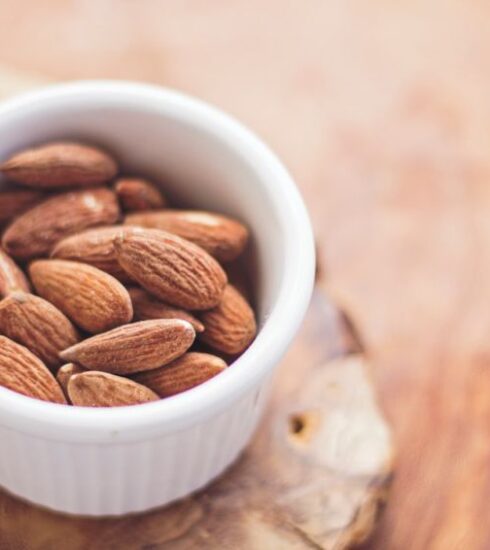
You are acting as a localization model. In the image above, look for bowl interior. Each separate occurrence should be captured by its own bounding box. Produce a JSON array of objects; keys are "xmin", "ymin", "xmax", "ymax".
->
[{"xmin": 0, "ymin": 89, "xmax": 286, "ymax": 321}]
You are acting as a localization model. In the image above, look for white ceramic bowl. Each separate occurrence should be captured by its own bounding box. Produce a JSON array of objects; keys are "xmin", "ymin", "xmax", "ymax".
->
[{"xmin": 0, "ymin": 81, "xmax": 315, "ymax": 516}]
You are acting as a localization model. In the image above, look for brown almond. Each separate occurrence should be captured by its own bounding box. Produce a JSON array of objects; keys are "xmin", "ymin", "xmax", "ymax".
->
[
  {"xmin": 29, "ymin": 260, "xmax": 133, "ymax": 334},
  {"xmin": 0, "ymin": 248, "xmax": 30, "ymax": 297},
  {"xmin": 57, "ymin": 363, "xmax": 85, "ymax": 395},
  {"xmin": 114, "ymin": 228, "xmax": 227, "ymax": 310},
  {"xmin": 68, "ymin": 371, "xmax": 159, "ymax": 407},
  {"xmin": 128, "ymin": 287, "xmax": 204, "ymax": 333},
  {"xmin": 0, "ymin": 291, "xmax": 79, "ymax": 370},
  {"xmin": 0, "ymin": 187, "xmax": 45, "ymax": 224},
  {"xmin": 199, "ymin": 284, "xmax": 257, "ymax": 354},
  {"xmin": 0, "ymin": 336, "xmax": 66, "ymax": 404},
  {"xmin": 0, "ymin": 142, "xmax": 118, "ymax": 189},
  {"xmin": 51, "ymin": 225, "xmax": 137, "ymax": 282},
  {"xmin": 2, "ymin": 187, "xmax": 120, "ymax": 260},
  {"xmin": 125, "ymin": 209, "xmax": 248, "ymax": 262},
  {"xmin": 115, "ymin": 178, "xmax": 166, "ymax": 212},
  {"xmin": 60, "ymin": 319, "xmax": 195, "ymax": 375},
  {"xmin": 133, "ymin": 352, "xmax": 227, "ymax": 397}
]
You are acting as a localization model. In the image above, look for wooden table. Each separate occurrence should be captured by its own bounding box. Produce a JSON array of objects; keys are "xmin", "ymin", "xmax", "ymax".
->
[{"xmin": 0, "ymin": 1, "xmax": 489, "ymax": 547}]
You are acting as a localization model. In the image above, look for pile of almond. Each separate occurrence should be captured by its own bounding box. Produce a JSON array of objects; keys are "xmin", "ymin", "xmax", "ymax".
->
[{"xmin": 0, "ymin": 142, "xmax": 256, "ymax": 407}]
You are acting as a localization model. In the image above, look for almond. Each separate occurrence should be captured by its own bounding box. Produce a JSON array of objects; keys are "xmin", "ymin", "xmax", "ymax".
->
[
  {"xmin": 0, "ymin": 142, "xmax": 118, "ymax": 189},
  {"xmin": 57, "ymin": 363, "xmax": 85, "ymax": 395},
  {"xmin": 114, "ymin": 178, "xmax": 166, "ymax": 212},
  {"xmin": 68, "ymin": 371, "xmax": 158, "ymax": 407},
  {"xmin": 199, "ymin": 284, "xmax": 257, "ymax": 354},
  {"xmin": 0, "ymin": 336, "xmax": 66, "ymax": 404},
  {"xmin": 2, "ymin": 187, "xmax": 120, "ymax": 260},
  {"xmin": 125, "ymin": 209, "xmax": 248, "ymax": 262},
  {"xmin": 60, "ymin": 319, "xmax": 195, "ymax": 375},
  {"xmin": 114, "ymin": 228, "xmax": 227, "ymax": 310},
  {"xmin": 0, "ymin": 187, "xmax": 45, "ymax": 224},
  {"xmin": 29, "ymin": 260, "xmax": 133, "ymax": 334},
  {"xmin": 0, "ymin": 291, "xmax": 79, "ymax": 370},
  {"xmin": 0, "ymin": 248, "xmax": 30, "ymax": 297},
  {"xmin": 128, "ymin": 287, "xmax": 204, "ymax": 333},
  {"xmin": 133, "ymin": 352, "xmax": 227, "ymax": 397},
  {"xmin": 51, "ymin": 225, "xmax": 137, "ymax": 282}
]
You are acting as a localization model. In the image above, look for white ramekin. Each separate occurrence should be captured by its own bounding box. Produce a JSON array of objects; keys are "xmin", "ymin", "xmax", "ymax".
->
[{"xmin": 0, "ymin": 81, "xmax": 315, "ymax": 516}]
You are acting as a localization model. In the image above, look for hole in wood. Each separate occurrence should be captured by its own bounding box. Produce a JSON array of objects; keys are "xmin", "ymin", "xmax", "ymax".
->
[{"xmin": 289, "ymin": 414, "xmax": 305, "ymax": 435}]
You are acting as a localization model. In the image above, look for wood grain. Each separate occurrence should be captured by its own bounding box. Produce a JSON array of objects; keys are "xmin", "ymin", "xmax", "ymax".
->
[{"xmin": 0, "ymin": 1, "xmax": 487, "ymax": 544}]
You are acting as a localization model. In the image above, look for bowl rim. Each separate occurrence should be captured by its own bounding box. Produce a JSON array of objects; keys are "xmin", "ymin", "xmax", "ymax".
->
[{"xmin": 0, "ymin": 80, "xmax": 315, "ymax": 443}]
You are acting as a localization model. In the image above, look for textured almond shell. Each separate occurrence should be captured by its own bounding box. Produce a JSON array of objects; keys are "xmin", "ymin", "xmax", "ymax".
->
[
  {"xmin": 0, "ymin": 142, "xmax": 118, "ymax": 188},
  {"xmin": 114, "ymin": 228, "xmax": 227, "ymax": 310},
  {"xmin": 199, "ymin": 284, "xmax": 257, "ymax": 355},
  {"xmin": 128, "ymin": 287, "xmax": 204, "ymax": 333},
  {"xmin": 29, "ymin": 259, "xmax": 133, "ymax": 334},
  {"xmin": 51, "ymin": 225, "xmax": 137, "ymax": 282},
  {"xmin": 60, "ymin": 319, "xmax": 195, "ymax": 375},
  {"xmin": 0, "ymin": 188, "xmax": 44, "ymax": 224},
  {"xmin": 114, "ymin": 178, "xmax": 166, "ymax": 212},
  {"xmin": 0, "ymin": 336, "xmax": 66, "ymax": 404},
  {"xmin": 57, "ymin": 363, "xmax": 85, "ymax": 395},
  {"xmin": 125, "ymin": 209, "xmax": 249, "ymax": 262},
  {"xmin": 0, "ymin": 292, "xmax": 79, "ymax": 370},
  {"xmin": 68, "ymin": 371, "xmax": 159, "ymax": 407},
  {"xmin": 2, "ymin": 187, "xmax": 121, "ymax": 260},
  {"xmin": 0, "ymin": 248, "xmax": 30, "ymax": 297},
  {"xmin": 133, "ymin": 352, "xmax": 227, "ymax": 397}
]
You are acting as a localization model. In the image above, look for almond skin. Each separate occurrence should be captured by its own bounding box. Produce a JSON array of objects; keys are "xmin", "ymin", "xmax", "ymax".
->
[
  {"xmin": 60, "ymin": 319, "xmax": 195, "ymax": 375},
  {"xmin": 0, "ymin": 142, "xmax": 118, "ymax": 189},
  {"xmin": 133, "ymin": 352, "xmax": 227, "ymax": 397},
  {"xmin": 125, "ymin": 209, "xmax": 248, "ymax": 262},
  {"xmin": 128, "ymin": 287, "xmax": 204, "ymax": 333},
  {"xmin": 114, "ymin": 178, "xmax": 166, "ymax": 212},
  {"xmin": 0, "ymin": 187, "xmax": 45, "ymax": 224},
  {"xmin": 114, "ymin": 228, "xmax": 227, "ymax": 310},
  {"xmin": 57, "ymin": 363, "xmax": 85, "ymax": 395},
  {"xmin": 0, "ymin": 292, "xmax": 79, "ymax": 371},
  {"xmin": 2, "ymin": 187, "xmax": 120, "ymax": 260},
  {"xmin": 29, "ymin": 260, "xmax": 133, "ymax": 334},
  {"xmin": 51, "ymin": 225, "xmax": 137, "ymax": 282},
  {"xmin": 68, "ymin": 371, "xmax": 159, "ymax": 407},
  {"xmin": 0, "ymin": 336, "xmax": 66, "ymax": 404},
  {"xmin": 0, "ymin": 248, "xmax": 30, "ymax": 297},
  {"xmin": 199, "ymin": 284, "xmax": 257, "ymax": 354}
]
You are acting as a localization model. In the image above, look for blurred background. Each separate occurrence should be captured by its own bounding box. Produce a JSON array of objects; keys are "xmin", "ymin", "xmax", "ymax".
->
[{"xmin": 2, "ymin": 1, "xmax": 490, "ymax": 548}]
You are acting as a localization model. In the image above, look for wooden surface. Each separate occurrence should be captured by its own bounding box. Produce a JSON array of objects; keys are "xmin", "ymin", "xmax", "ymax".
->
[
  {"xmin": 0, "ymin": 1, "xmax": 489, "ymax": 547},
  {"xmin": 0, "ymin": 284, "xmax": 392, "ymax": 549}
]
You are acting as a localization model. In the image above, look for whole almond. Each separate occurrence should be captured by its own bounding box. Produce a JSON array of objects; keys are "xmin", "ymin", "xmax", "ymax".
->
[
  {"xmin": 57, "ymin": 363, "xmax": 85, "ymax": 395},
  {"xmin": 114, "ymin": 228, "xmax": 227, "ymax": 310},
  {"xmin": 0, "ymin": 142, "xmax": 118, "ymax": 189},
  {"xmin": 0, "ymin": 248, "xmax": 30, "ymax": 297},
  {"xmin": 51, "ymin": 225, "xmax": 137, "ymax": 282},
  {"xmin": 125, "ymin": 209, "xmax": 248, "ymax": 262},
  {"xmin": 29, "ymin": 260, "xmax": 133, "ymax": 334},
  {"xmin": 0, "ymin": 336, "xmax": 66, "ymax": 404},
  {"xmin": 199, "ymin": 284, "xmax": 257, "ymax": 354},
  {"xmin": 2, "ymin": 187, "xmax": 120, "ymax": 260},
  {"xmin": 0, "ymin": 291, "xmax": 79, "ymax": 370},
  {"xmin": 68, "ymin": 371, "xmax": 158, "ymax": 407},
  {"xmin": 0, "ymin": 187, "xmax": 44, "ymax": 224},
  {"xmin": 115, "ymin": 178, "xmax": 166, "ymax": 212},
  {"xmin": 60, "ymin": 319, "xmax": 195, "ymax": 375},
  {"xmin": 133, "ymin": 352, "xmax": 227, "ymax": 397},
  {"xmin": 128, "ymin": 287, "xmax": 204, "ymax": 333}
]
